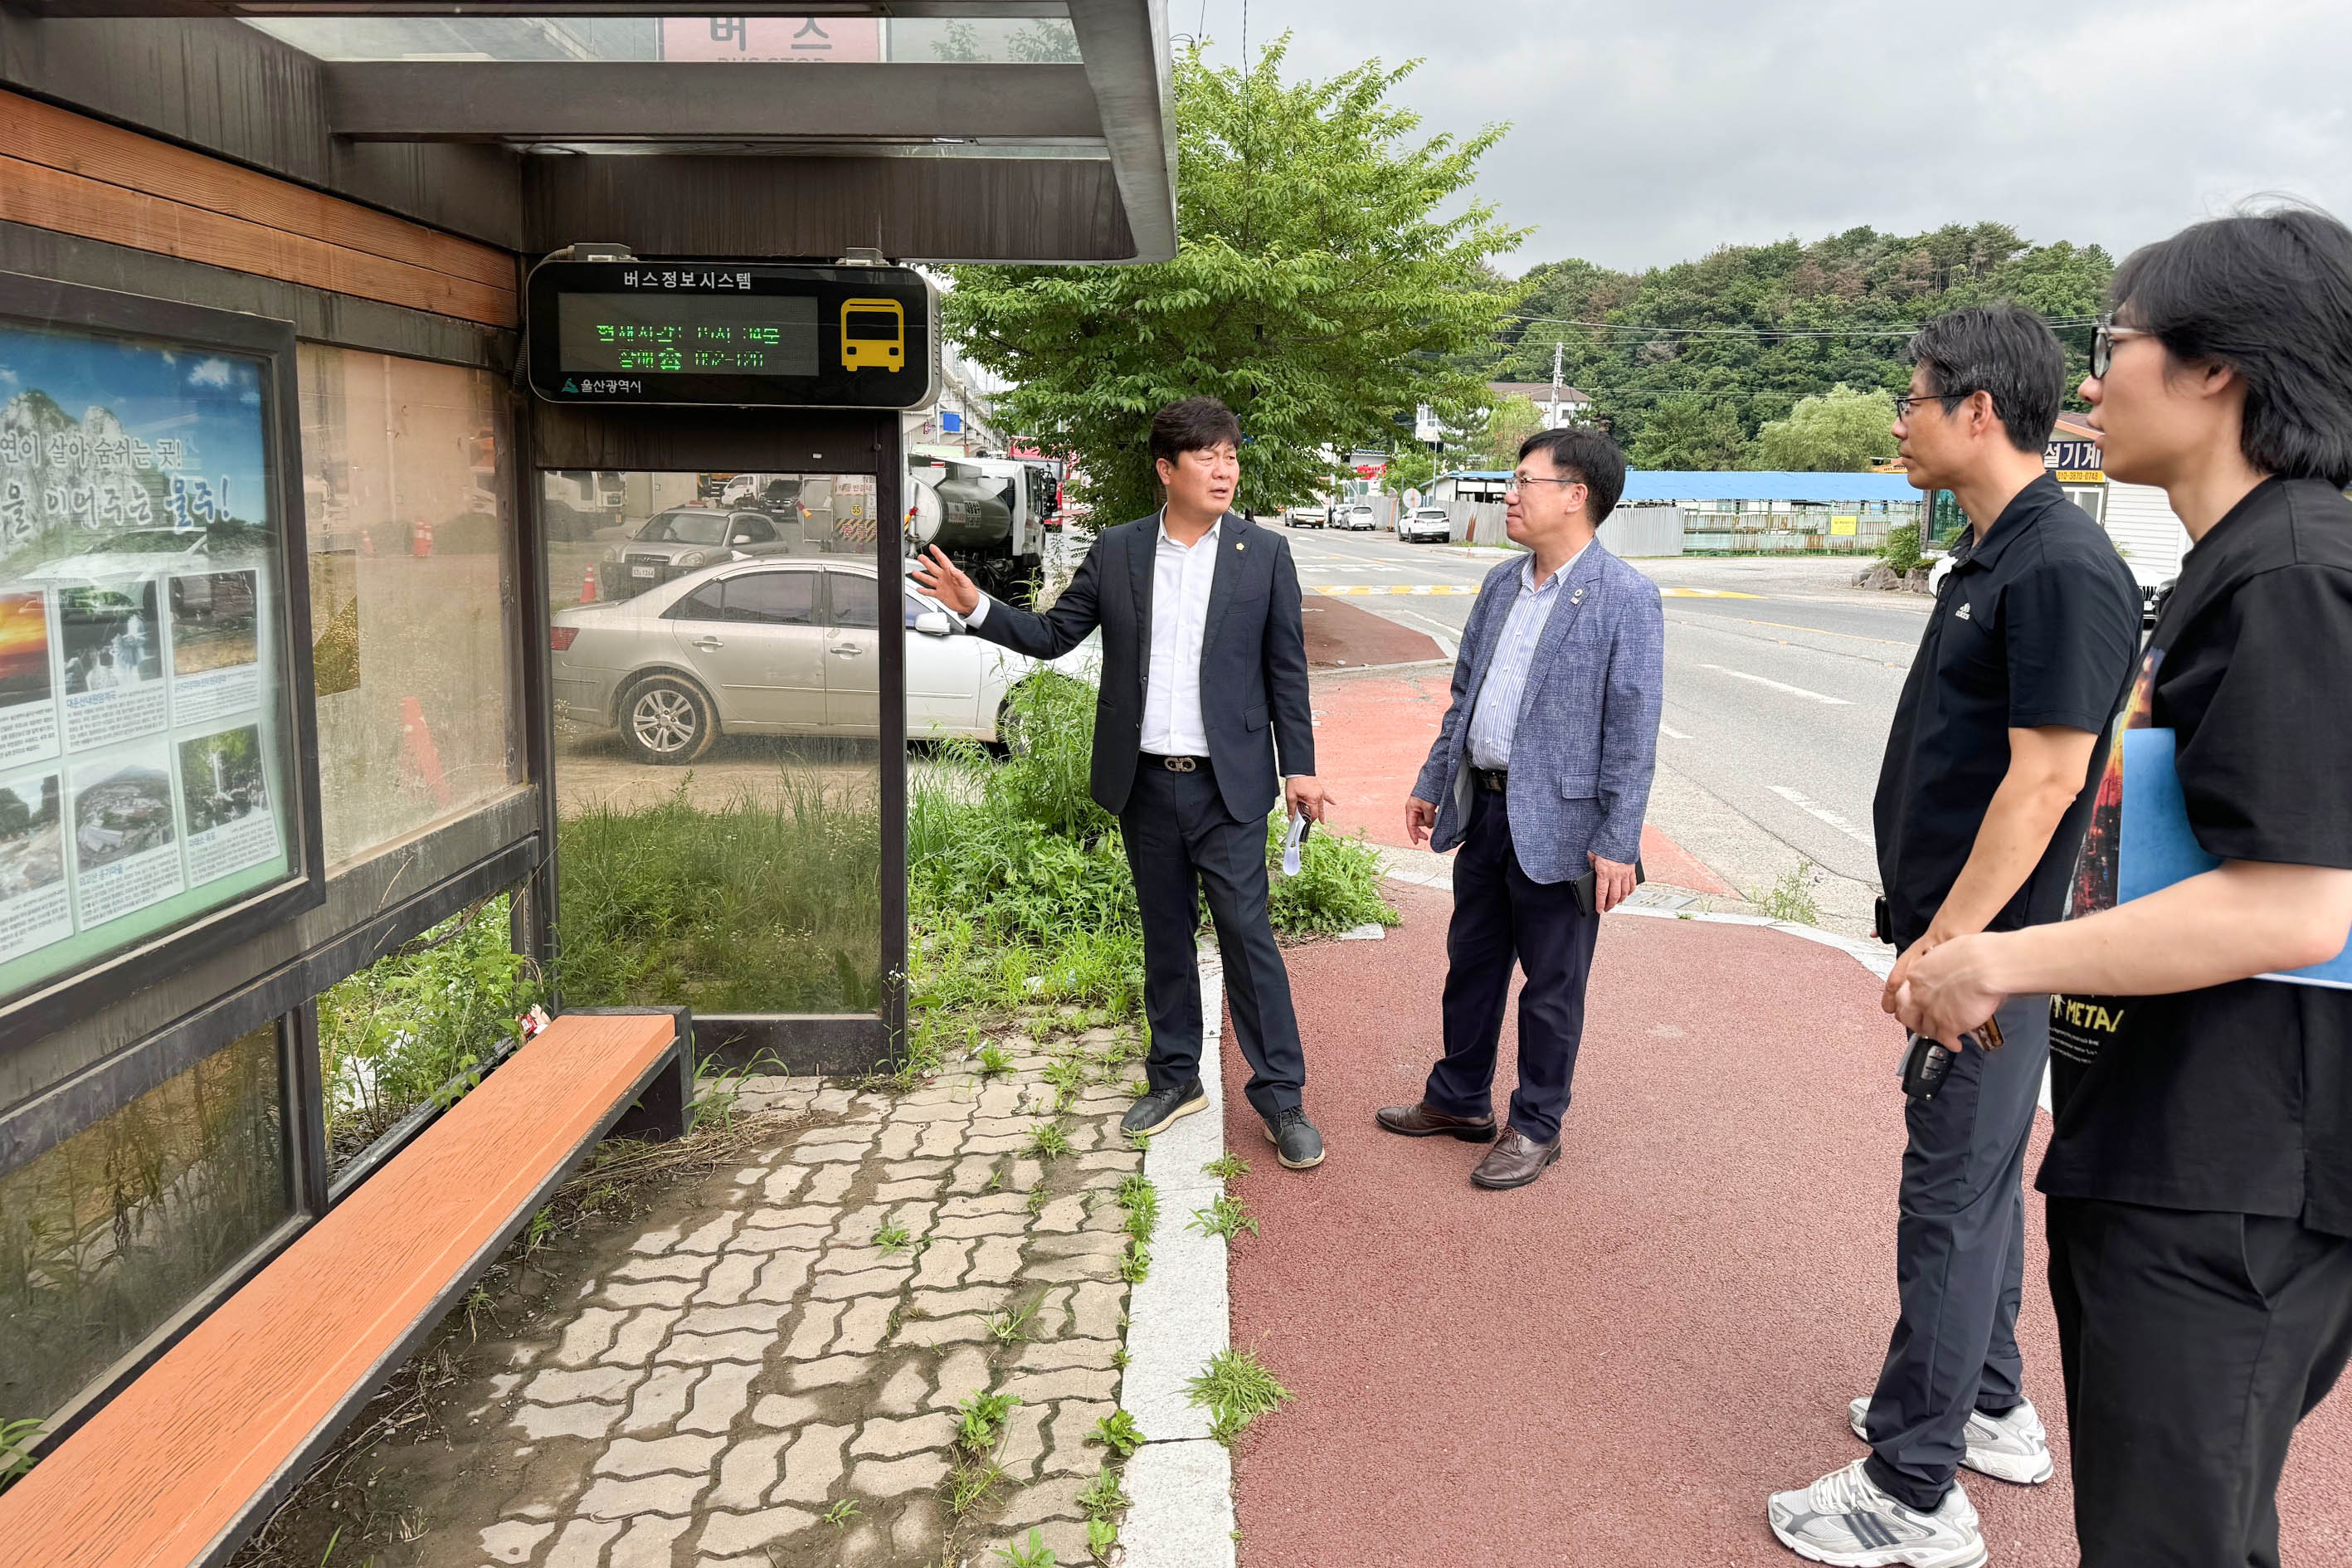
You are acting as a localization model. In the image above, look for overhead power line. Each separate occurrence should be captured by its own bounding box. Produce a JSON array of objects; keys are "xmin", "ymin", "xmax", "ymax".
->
[{"xmin": 1502, "ymin": 311, "xmax": 2100, "ymax": 339}]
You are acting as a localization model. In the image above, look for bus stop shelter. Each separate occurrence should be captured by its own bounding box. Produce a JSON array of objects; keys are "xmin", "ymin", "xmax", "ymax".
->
[{"xmin": 0, "ymin": 0, "xmax": 1174, "ymax": 1482}]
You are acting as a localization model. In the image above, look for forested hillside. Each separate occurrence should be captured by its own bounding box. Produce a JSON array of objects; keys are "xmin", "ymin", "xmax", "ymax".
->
[{"xmin": 1487, "ymin": 223, "xmax": 2113, "ymax": 467}]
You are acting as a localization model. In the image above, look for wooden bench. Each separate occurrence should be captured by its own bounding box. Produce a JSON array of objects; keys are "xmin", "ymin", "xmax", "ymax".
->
[{"xmin": 0, "ymin": 1007, "xmax": 693, "ymax": 1568}]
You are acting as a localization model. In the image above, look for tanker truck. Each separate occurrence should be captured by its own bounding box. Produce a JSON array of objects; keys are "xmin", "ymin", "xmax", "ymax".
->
[{"xmin": 904, "ymin": 454, "xmax": 1059, "ymax": 608}]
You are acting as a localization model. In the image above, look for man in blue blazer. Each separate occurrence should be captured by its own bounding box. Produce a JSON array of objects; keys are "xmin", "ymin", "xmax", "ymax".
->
[
  {"xmin": 911, "ymin": 397, "xmax": 1332, "ymax": 1170},
  {"xmin": 1384, "ymin": 426, "xmax": 1665, "ymax": 1188}
]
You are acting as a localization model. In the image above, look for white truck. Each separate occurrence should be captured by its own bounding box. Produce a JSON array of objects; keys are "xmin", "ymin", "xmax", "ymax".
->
[{"xmin": 907, "ymin": 454, "xmax": 1059, "ymax": 608}]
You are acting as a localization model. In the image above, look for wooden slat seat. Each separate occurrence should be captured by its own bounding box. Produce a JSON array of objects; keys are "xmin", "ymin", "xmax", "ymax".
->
[{"xmin": 0, "ymin": 1010, "xmax": 689, "ymax": 1568}]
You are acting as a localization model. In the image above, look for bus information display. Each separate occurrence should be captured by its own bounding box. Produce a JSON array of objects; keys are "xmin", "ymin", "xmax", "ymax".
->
[
  {"xmin": 556, "ymin": 295, "xmax": 820, "ymax": 377},
  {"xmin": 527, "ymin": 261, "xmax": 937, "ymax": 411}
]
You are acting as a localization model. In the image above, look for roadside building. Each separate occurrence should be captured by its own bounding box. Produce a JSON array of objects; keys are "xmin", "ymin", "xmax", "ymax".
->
[
  {"xmin": 1486, "ymin": 381, "xmax": 1594, "ymax": 429},
  {"xmin": 1428, "ymin": 469, "xmax": 1921, "ymax": 555}
]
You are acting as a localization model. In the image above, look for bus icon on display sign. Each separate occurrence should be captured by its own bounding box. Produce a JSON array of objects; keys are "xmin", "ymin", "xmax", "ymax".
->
[
  {"xmin": 525, "ymin": 257, "xmax": 938, "ymax": 409},
  {"xmin": 840, "ymin": 299, "xmax": 905, "ymax": 371}
]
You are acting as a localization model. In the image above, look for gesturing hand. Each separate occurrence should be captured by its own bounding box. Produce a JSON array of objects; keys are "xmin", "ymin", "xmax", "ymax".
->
[
  {"xmin": 1405, "ymin": 795, "xmax": 1437, "ymax": 848},
  {"xmin": 909, "ymin": 545, "xmax": 980, "ymax": 617}
]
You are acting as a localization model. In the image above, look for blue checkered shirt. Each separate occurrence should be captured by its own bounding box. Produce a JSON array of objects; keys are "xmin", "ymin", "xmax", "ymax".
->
[{"xmin": 1465, "ymin": 548, "xmax": 1582, "ymax": 770}]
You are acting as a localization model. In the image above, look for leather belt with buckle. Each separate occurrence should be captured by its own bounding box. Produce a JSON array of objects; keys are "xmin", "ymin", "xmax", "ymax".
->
[
  {"xmin": 1145, "ymin": 753, "xmax": 1205, "ymax": 772},
  {"xmin": 1471, "ymin": 766, "xmax": 1508, "ymax": 793}
]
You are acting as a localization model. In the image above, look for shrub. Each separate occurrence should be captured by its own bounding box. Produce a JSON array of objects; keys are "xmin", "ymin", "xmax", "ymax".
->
[{"xmin": 1881, "ymin": 522, "xmax": 1923, "ymax": 575}]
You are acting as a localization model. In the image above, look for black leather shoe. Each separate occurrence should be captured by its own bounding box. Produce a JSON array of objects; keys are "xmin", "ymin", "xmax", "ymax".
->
[
  {"xmin": 1264, "ymin": 1108, "xmax": 1326, "ymax": 1169},
  {"xmin": 1122, "ymin": 1079, "xmax": 1207, "ymax": 1136}
]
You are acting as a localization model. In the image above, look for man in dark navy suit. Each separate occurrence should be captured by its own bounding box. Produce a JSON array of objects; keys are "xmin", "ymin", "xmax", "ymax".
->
[{"xmin": 911, "ymin": 397, "xmax": 1332, "ymax": 1169}]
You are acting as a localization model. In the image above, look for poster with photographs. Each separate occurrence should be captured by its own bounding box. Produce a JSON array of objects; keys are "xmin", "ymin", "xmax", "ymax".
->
[
  {"xmin": 67, "ymin": 743, "xmax": 184, "ymax": 930},
  {"xmin": 59, "ymin": 580, "xmax": 168, "ymax": 748},
  {"xmin": 0, "ymin": 590, "xmax": 59, "ymax": 770},
  {"xmin": 168, "ymin": 568, "xmax": 261, "ymax": 725},
  {"xmin": 1, "ymin": 304, "xmax": 300, "ymax": 1006},
  {"xmin": 178, "ymin": 723, "xmax": 277, "ymax": 886},
  {"xmin": 0, "ymin": 771, "xmax": 70, "ymax": 964}
]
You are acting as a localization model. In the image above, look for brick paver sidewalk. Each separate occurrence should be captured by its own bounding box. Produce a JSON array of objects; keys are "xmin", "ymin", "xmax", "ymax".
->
[{"xmin": 394, "ymin": 1041, "xmax": 1151, "ymax": 1568}]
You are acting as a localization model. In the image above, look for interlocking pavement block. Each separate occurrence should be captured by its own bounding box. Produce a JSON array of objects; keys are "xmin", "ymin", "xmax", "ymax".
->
[
  {"xmin": 596, "ymin": 1434, "xmax": 728, "ymax": 1478},
  {"xmin": 572, "ymin": 1471, "xmax": 712, "ymax": 1521}
]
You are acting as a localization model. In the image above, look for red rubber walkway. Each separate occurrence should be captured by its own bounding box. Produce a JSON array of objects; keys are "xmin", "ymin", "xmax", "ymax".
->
[{"xmin": 1225, "ymin": 884, "xmax": 2352, "ymax": 1566}]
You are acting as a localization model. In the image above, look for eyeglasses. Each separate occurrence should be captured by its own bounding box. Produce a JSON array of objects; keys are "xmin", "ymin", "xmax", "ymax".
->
[
  {"xmin": 1503, "ymin": 472, "xmax": 1585, "ymax": 495},
  {"xmin": 1892, "ymin": 388, "xmax": 1982, "ymax": 420},
  {"xmin": 2091, "ymin": 314, "xmax": 2151, "ymax": 378}
]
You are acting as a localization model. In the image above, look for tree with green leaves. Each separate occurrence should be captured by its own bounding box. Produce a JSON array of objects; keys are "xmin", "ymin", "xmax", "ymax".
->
[
  {"xmin": 1629, "ymin": 393, "xmax": 1747, "ymax": 470},
  {"xmin": 1747, "ymin": 383, "xmax": 1898, "ymax": 470},
  {"xmin": 1477, "ymin": 394, "xmax": 1546, "ymax": 469},
  {"xmin": 945, "ymin": 39, "xmax": 1524, "ymax": 523},
  {"xmin": 1491, "ymin": 223, "xmax": 2112, "ymax": 455}
]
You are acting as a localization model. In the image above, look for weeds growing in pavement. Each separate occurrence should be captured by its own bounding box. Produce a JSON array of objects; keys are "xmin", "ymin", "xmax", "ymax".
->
[
  {"xmin": 1118, "ymin": 1239, "xmax": 1152, "ymax": 1283},
  {"xmin": 956, "ymin": 1390, "xmax": 1022, "ymax": 1454},
  {"xmin": 977, "ymin": 1041, "xmax": 1013, "ymax": 1077},
  {"xmin": 986, "ymin": 1159, "xmax": 1008, "ymax": 1193},
  {"xmin": 1026, "ymin": 1121, "xmax": 1073, "ymax": 1160},
  {"xmin": 1116, "ymin": 1173, "xmax": 1159, "ymax": 1243},
  {"xmin": 1125, "ymin": 1076, "xmax": 1149, "ymax": 1096},
  {"xmin": 1042, "ymin": 1055, "xmax": 1086, "ymax": 1110},
  {"xmin": 822, "ymin": 1499, "xmax": 860, "ymax": 1528},
  {"xmin": 1124, "ymin": 1129, "xmax": 1152, "ymax": 1152},
  {"xmin": 1090, "ymin": 1410, "xmax": 1145, "ymax": 1459},
  {"xmin": 1188, "ymin": 1193, "xmax": 1259, "ymax": 1242},
  {"xmin": 1088, "ymin": 1516, "xmax": 1118, "ymax": 1561},
  {"xmin": 1755, "ymin": 859, "xmax": 1821, "ymax": 926},
  {"xmin": 987, "ymin": 1298, "xmax": 1040, "ymax": 1345},
  {"xmin": 1262, "ymin": 816, "xmax": 1401, "ymax": 935},
  {"xmin": 946, "ymin": 1459, "xmax": 1009, "ymax": 1517},
  {"xmin": 997, "ymin": 1528, "xmax": 1055, "ymax": 1568},
  {"xmin": 689, "ymin": 1049, "xmax": 788, "ymax": 1134},
  {"xmin": 1202, "ymin": 1152, "xmax": 1249, "ymax": 1183},
  {"xmin": 873, "ymin": 1221, "xmax": 913, "ymax": 1256},
  {"xmin": 1188, "ymin": 1348, "xmax": 1293, "ymax": 1448},
  {"xmin": 1077, "ymin": 1465, "xmax": 1131, "ymax": 1518},
  {"xmin": 1025, "ymin": 1184, "xmax": 1052, "ymax": 1217}
]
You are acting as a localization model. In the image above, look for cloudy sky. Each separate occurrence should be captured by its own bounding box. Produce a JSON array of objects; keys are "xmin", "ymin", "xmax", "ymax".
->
[{"xmin": 1181, "ymin": 0, "xmax": 2352, "ymax": 275}]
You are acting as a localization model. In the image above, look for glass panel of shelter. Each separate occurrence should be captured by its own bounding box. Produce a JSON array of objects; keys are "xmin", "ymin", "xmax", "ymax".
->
[
  {"xmin": 246, "ymin": 14, "xmax": 1079, "ymax": 66},
  {"xmin": 542, "ymin": 470, "xmax": 883, "ymax": 1018}
]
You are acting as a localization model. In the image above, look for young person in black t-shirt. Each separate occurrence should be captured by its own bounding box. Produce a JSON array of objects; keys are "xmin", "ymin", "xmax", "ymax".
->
[{"xmin": 1896, "ymin": 207, "xmax": 2352, "ymax": 1568}]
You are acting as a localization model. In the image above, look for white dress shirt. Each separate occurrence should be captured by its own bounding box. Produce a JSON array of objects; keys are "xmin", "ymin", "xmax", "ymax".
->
[
  {"xmin": 1465, "ymin": 543, "xmax": 1587, "ymax": 771},
  {"xmin": 965, "ymin": 510, "xmax": 1220, "ymax": 757}
]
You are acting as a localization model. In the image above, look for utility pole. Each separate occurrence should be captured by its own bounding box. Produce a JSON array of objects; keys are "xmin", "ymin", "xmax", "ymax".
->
[{"xmin": 1550, "ymin": 340, "xmax": 1565, "ymax": 428}]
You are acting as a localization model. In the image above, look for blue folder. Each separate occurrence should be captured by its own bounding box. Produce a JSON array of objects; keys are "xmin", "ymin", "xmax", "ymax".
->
[{"xmin": 2119, "ymin": 727, "xmax": 2352, "ymax": 989}]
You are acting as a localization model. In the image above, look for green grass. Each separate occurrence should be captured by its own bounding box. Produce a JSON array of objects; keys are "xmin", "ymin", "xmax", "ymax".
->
[
  {"xmin": 556, "ymin": 772, "xmax": 882, "ymax": 1015},
  {"xmin": 1026, "ymin": 1121, "xmax": 1074, "ymax": 1160},
  {"xmin": 1201, "ymin": 1153, "xmax": 1249, "ymax": 1183},
  {"xmin": 987, "ymin": 1298, "xmax": 1041, "ymax": 1345},
  {"xmin": 1263, "ymin": 817, "xmax": 1401, "ymax": 936},
  {"xmin": 1186, "ymin": 1348, "xmax": 1292, "ymax": 1448},
  {"xmin": 957, "ymin": 1390, "xmax": 1022, "ymax": 1454},
  {"xmin": 996, "ymin": 1527, "xmax": 1055, "ymax": 1568},
  {"xmin": 1188, "ymin": 1193, "xmax": 1260, "ymax": 1242},
  {"xmin": 874, "ymin": 1222, "xmax": 913, "ymax": 1256},
  {"xmin": 1754, "ymin": 860, "xmax": 1820, "ymax": 926},
  {"xmin": 1116, "ymin": 1173, "xmax": 1159, "ymax": 1244},
  {"xmin": 0, "ymin": 1417, "xmax": 41, "ymax": 1490}
]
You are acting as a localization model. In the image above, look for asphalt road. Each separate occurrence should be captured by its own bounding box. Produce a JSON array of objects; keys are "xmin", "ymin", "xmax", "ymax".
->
[{"xmin": 1264, "ymin": 519, "xmax": 1934, "ymax": 931}]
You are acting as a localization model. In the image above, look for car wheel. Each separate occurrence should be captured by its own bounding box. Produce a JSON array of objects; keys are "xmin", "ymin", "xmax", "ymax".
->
[{"xmin": 621, "ymin": 674, "xmax": 718, "ymax": 765}]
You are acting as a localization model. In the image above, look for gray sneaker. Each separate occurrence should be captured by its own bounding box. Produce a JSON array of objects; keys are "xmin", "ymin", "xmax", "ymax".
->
[
  {"xmin": 1847, "ymin": 1395, "xmax": 2055, "ymax": 1486},
  {"xmin": 1264, "ymin": 1108, "xmax": 1325, "ymax": 1169},
  {"xmin": 1122, "ymin": 1080, "xmax": 1206, "ymax": 1136},
  {"xmin": 1768, "ymin": 1458, "xmax": 1985, "ymax": 1568}
]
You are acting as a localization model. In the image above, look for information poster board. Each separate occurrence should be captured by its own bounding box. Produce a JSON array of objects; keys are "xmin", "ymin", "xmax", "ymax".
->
[{"xmin": 0, "ymin": 280, "xmax": 318, "ymax": 1021}]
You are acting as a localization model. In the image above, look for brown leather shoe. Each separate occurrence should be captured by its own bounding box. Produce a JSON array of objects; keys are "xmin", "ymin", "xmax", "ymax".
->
[
  {"xmin": 1374, "ymin": 1102, "xmax": 1498, "ymax": 1142},
  {"xmin": 1469, "ymin": 1127, "xmax": 1561, "ymax": 1190}
]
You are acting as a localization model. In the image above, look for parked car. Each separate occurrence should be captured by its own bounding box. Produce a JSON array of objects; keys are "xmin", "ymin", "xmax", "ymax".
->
[
  {"xmin": 1284, "ymin": 504, "xmax": 1328, "ymax": 528},
  {"xmin": 1336, "ymin": 504, "xmax": 1377, "ymax": 531},
  {"xmin": 550, "ymin": 557, "xmax": 1095, "ymax": 763},
  {"xmin": 601, "ymin": 507, "xmax": 803, "ymax": 596},
  {"xmin": 1399, "ymin": 506, "xmax": 1453, "ymax": 543}
]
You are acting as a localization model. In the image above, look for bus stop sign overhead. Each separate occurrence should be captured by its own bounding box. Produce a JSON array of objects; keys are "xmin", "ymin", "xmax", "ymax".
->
[{"xmin": 525, "ymin": 259, "xmax": 939, "ymax": 410}]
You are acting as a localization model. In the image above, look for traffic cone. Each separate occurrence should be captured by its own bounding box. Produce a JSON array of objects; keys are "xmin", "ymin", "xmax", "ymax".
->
[
  {"xmin": 410, "ymin": 517, "xmax": 434, "ymax": 558},
  {"xmin": 399, "ymin": 694, "xmax": 450, "ymax": 808},
  {"xmin": 580, "ymin": 562, "xmax": 599, "ymax": 603}
]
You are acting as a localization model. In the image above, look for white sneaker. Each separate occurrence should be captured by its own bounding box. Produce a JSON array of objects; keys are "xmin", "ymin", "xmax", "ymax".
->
[
  {"xmin": 1848, "ymin": 1395, "xmax": 2055, "ymax": 1486},
  {"xmin": 1768, "ymin": 1458, "xmax": 1987, "ymax": 1568}
]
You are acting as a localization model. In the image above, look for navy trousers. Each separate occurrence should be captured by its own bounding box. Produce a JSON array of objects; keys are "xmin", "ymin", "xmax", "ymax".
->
[
  {"xmin": 1424, "ymin": 786, "xmax": 1601, "ymax": 1143},
  {"xmin": 1862, "ymin": 990, "xmax": 2048, "ymax": 1510},
  {"xmin": 1119, "ymin": 757, "xmax": 1306, "ymax": 1120}
]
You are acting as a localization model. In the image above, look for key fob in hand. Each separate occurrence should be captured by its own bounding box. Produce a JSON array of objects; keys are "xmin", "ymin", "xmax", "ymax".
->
[{"xmin": 1901, "ymin": 1033, "xmax": 1955, "ymax": 1100}]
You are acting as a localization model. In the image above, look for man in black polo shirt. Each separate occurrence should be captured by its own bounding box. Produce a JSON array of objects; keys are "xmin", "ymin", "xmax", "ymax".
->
[
  {"xmin": 1898, "ymin": 209, "xmax": 2352, "ymax": 1568},
  {"xmin": 1770, "ymin": 305, "xmax": 2140, "ymax": 1568}
]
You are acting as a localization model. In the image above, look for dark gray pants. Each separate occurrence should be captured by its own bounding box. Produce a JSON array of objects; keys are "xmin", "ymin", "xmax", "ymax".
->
[
  {"xmin": 1862, "ymin": 990, "xmax": 2049, "ymax": 1511},
  {"xmin": 1119, "ymin": 757, "xmax": 1305, "ymax": 1120}
]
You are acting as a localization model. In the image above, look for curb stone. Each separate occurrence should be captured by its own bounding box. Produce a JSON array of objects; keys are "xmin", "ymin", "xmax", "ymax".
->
[{"xmin": 1117, "ymin": 950, "xmax": 1237, "ymax": 1568}]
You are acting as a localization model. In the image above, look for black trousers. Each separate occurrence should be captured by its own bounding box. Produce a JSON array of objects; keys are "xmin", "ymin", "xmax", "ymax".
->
[
  {"xmin": 1424, "ymin": 785, "xmax": 1600, "ymax": 1144},
  {"xmin": 1118, "ymin": 757, "xmax": 1306, "ymax": 1120},
  {"xmin": 2048, "ymin": 1195, "xmax": 2352, "ymax": 1568},
  {"xmin": 1863, "ymin": 991, "xmax": 2048, "ymax": 1511}
]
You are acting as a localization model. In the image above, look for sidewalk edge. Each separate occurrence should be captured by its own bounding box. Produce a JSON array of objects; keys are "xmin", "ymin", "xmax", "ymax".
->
[{"xmin": 1118, "ymin": 951, "xmax": 1237, "ymax": 1568}]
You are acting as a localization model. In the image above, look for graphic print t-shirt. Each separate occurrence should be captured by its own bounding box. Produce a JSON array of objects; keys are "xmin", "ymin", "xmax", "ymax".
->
[{"xmin": 2036, "ymin": 477, "xmax": 2352, "ymax": 1237}]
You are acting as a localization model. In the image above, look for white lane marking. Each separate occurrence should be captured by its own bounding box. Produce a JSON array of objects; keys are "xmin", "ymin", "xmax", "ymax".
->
[
  {"xmin": 1315, "ymin": 584, "xmax": 1481, "ymax": 596},
  {"xmin": 1769, "ymin": 784, "xmax": 1875, "ymax": 845},
  {"xmin": 1698, "ymin": 663, "xmax": 1853, "ymax": 705},
  {"xmin": 1659, "ymin": 723, "xmax": 1692, "ymax": 740},
  {"xmin": 1383, "ymin": 605, "xmax": 1463, "ymax": 657}
]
